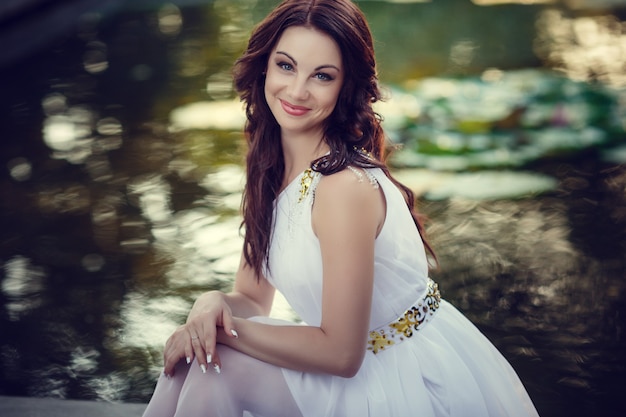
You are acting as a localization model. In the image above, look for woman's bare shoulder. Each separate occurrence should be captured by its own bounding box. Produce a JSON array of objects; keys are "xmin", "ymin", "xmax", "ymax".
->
[{"xmin": 314, "ymin": 167, "xmax": 382, "ymax": 208}]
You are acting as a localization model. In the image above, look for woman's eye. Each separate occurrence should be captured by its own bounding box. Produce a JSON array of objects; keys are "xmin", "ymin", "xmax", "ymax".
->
[
  {"xmin": 278, "ymin": 62, "xmax": 293, "ymax": 71},
  {"xmin": 315, "ymin": 72, "xmax": 333, "ymax": 81}
]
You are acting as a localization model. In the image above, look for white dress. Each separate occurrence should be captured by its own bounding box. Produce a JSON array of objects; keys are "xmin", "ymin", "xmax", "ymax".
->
[
  {"xmin": 141, "ymin": 167, "xmax": 540, "ymax": 417},
  {"xmin": 263, "ymin": 167, "xmax": 539, "ymax": 417}
]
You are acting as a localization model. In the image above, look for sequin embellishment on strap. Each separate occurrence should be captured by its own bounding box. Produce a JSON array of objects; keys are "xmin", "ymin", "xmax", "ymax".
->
[{"xmin": 298, "ymin": 168, "xmax": 315, "ymax": 203}]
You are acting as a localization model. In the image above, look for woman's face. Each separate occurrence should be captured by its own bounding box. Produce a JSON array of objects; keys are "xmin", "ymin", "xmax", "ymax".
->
[{"xmin": 264, "ymin": 25, "xmax": 344, "ymax": 139}]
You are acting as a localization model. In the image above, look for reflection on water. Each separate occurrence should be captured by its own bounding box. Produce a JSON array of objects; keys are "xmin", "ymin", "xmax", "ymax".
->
[
  {"xmin": 386, "ymin": 69, "xmax": 620, "ymax": 171},
  {"xmin": 425, "ymin": 161, "xmax": 626, "ymax": 413},
  {"xmin": 0, "ymin": 0, "xmax": 625, "ymax": 415},
  {"xmin": 2, "ymin": 257, "xmax": 45, "ymax": 321},
  {"xmin": 536, "ymin": 9, "xmax": 626, "ymax": 87}
]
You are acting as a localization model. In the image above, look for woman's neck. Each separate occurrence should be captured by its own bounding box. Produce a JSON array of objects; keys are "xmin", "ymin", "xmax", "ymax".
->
[{"xmin": 280, "ymin": 132, "xmax": 329, "ymax": 188}]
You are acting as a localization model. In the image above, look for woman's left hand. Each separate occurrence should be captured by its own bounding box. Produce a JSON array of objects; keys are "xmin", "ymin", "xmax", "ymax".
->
[
  {"xmin": 162, "ymin": 291, "xmax": 239, "ymax": 376},
  {"xmin": 162, "ymin": 324, "xmax": 197, "ymax": 377}
]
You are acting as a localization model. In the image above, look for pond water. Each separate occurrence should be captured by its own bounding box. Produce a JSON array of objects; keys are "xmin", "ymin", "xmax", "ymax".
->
[{"xmin": 0, "ymin": 0, "xmax": 625, "ymax": 416}]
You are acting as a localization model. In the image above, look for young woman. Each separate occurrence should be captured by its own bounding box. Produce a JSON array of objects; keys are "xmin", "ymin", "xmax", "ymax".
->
[{"xmin": 142, "ymin": 1, "xmax": 540, "ymax": 416}]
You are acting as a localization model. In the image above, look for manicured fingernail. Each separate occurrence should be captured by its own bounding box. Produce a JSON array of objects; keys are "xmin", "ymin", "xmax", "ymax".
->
[
  {"xmin": 186, "ymin": 356, "xmax": 191, "ymax": 364},
  {"xmin": 200, "ymin": 364, "xmax": 207, "ymax": 374},
  {"xmin": 207, "ymin": 353, "xmax": 212, "ymax": 364},
  {"xmin": 213, "ymin": 364, "xmax": 221, "ymax": 374},
  {"xmin": 162, "ymin": 371, "xmax": 170, "ymax": 379},
  {"xmin": 231, "ymin": 329, "xmax": 239, "ymax": 338}
]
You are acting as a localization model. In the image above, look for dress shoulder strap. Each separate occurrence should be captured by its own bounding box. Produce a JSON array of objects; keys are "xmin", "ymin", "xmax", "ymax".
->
[{"xmin": 346, "ymin": 166, "xmax": 380, "ymax": 189}]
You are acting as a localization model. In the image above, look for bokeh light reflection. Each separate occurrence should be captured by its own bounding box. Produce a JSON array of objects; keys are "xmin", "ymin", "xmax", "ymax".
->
[
  {"xmin": 535, "ymin": 9, "xmax": 626, "ymax": 86},
  {"xmin": 7, "ymin": 157, "xmax": 32, "ymax": 182},
  {"xmin": 83, "ymin": 41, "xmax": 109, "ymax": 74},
  {"xmin": 42, "ymin": 103, "xmax": 98, "ymax": 165},
  {"xmin": 157, "ymin": 4, "xmax": 182, "ymax": 36},
  {"xmin": 128, "ymin": 174, "xmax": 173, "ymax": 224},
  {"xmin": 1, "ymin": 256, "xmax": 45, "ymax": 321}
]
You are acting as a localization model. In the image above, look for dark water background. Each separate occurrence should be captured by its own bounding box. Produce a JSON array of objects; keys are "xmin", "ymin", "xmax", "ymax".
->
[{"xmin": 1, "ymin": 0, "xmax": 625, "ymax": 416}]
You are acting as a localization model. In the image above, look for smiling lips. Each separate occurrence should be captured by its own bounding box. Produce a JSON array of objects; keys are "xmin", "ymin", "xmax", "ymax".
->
[{"xmin": 280, "ymin": 99, "xmax": 310, "ymax": 116}]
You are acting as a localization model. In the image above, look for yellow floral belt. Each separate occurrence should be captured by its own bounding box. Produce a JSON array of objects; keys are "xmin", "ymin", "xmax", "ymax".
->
[{"xmin": 367, "ymin": 279, "xmax": 441, "ymax": 354}]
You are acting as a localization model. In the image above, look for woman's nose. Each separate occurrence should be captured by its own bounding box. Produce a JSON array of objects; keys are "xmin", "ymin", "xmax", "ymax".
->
[{"xmin": 287, "ymin": 75, "xmax": 309, "ymax": 101}]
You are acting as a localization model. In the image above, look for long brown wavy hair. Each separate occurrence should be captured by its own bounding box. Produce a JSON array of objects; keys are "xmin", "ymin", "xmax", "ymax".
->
[{"xmin": 233, "ymin": 0, "xmax": 436, "ymax": 279}]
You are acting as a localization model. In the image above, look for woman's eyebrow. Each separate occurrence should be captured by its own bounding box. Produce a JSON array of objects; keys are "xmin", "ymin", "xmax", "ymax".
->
[
  {"xmin": 276, "ymin": 51, "xmax": 341, "ymax": 72},
  {"xmin": 276, "ymin": 51, "xmax": 297, "ymax": 64}
]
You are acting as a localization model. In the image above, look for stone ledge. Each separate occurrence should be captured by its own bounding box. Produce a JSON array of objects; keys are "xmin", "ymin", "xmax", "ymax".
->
[{"xmin": 0, "ymin": 395, "xmax": 146, "ymax": 417}]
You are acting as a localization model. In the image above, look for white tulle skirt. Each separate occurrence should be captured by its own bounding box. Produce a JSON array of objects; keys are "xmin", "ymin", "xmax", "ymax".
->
[{"xmin": 276, "ymin": 300, "xmax": 538, "ymax": 416}]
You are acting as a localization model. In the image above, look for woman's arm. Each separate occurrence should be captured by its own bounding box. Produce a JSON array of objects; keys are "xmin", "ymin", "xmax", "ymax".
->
[
  {"xmin": 190, "ymin": 253, "xmax": 276, "ymax": 321},
  {"xmin": 218, "ymin": 169, "xmax": 385, "ymax": 377}
]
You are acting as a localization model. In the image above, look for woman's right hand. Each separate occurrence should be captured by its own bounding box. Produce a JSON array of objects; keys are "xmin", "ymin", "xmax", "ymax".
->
[{"xmin": 163, "ymin": 291, "xmax": 238, "ymax": 376}]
